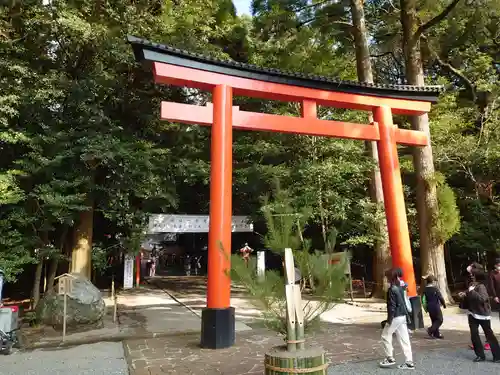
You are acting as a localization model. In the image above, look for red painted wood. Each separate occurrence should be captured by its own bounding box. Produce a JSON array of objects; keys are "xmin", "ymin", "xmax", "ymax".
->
[
  {"xmin": 160, "ymin": 101, "xmax": 428, "ymax": 146},
  {"xmin": 153, "ymin": 62, "xmax": 432, "ymax": 116},
  {"xmin": 374, "ymin": 106, "xmax": 416, "ymax": 297},
  {"xmin": 206, "ymin": 85, "xmax": 233, "ymax": 309},
  {"xmin": 394, "ymin": 128, "xmax": 428, "ymax": 146}
]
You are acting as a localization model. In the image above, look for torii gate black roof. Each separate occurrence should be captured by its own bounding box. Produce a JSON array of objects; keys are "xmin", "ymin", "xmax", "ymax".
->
[{"xmin": 128, "ymin": 36, "xmax": 443, "ymax": 103}]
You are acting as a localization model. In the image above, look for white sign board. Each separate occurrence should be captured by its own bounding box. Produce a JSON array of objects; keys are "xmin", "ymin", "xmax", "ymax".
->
[
  {"xmin": 257, "ymin": 251, "xmax": 265, "ymax": 279},
  {"xmin": 123, "ymin": 254, "xmax": 134, "ymax": 289},
  {"xmin": 147, "ymin": 214, "xmax": 253, "ymax": 233},
  {"xmin": 57, "ymin": 276, "xmax": 73, "ymax": 296}
]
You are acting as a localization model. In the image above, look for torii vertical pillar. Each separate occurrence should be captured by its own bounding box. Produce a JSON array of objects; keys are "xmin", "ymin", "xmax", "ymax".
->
[
  {"xmin": 374, "ymin": 106, "xmax": 417, "ymax": 297},
  {"xmin": 201, "ymin": 84, "xmax": 235, "ymax": 349}
]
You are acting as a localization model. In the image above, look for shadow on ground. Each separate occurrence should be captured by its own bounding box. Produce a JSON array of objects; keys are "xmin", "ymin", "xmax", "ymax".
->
[{"xmin": 125, "ymin": 320, "xmax": 471, "ymax": 375}]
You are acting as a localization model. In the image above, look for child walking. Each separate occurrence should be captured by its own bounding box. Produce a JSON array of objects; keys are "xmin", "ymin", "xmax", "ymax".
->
[
  {"xmin": 422, "ymin": 275, "xmax": 446, "ymax": 339},
  {"xmin": 379, "ymin": 268, "xmax": 415, "ymax": 370}
]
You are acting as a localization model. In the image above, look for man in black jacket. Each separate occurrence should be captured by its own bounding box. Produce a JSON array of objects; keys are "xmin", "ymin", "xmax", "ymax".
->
[
  {"xmin": 379, "ymin": 268, "xmax": 414, "ymax": 370},
  {"xmin": 459, "ymin": 269, "xmax": 500, "ymax": 362}
]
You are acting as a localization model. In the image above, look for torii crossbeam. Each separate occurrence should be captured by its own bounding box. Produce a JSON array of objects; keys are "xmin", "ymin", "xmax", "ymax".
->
[{"xmin": 129, "ymin": 36, "xmax": 442, "ymax": 350}]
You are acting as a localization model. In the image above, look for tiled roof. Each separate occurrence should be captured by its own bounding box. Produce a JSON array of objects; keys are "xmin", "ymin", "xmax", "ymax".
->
[{"xmin": 128, "ymin": 35, "xmax": 443, "ymax": 102}]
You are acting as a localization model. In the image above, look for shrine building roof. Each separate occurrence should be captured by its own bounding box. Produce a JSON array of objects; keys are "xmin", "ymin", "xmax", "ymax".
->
[{"xmin": 128, "ymin": 36, "xmax": 443, "ymax": 103}]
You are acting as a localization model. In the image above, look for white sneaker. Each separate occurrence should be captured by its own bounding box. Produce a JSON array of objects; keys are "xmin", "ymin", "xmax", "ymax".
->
[
  {"xmin": 398, "ymin": 362, "xmax": 415, "ymax": 370},
  {"xmin": 379, "ymin": 357, "xmax": 396, "ymax": 368}
]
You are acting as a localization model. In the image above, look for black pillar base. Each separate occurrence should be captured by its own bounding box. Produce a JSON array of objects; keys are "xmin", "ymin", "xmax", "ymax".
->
[
  {"xmin": 200, "ymin": 307, "xmax": 235, "ymax": 349},
  {"xmin": 409, "ymin": 296, "xmax": 424, "ymax": 330}
]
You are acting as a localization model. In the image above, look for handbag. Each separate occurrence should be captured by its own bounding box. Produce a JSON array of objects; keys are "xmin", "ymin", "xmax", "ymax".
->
[{"xmin": 459, "ymin": 296, "xmax": 469, "ymax": 310}]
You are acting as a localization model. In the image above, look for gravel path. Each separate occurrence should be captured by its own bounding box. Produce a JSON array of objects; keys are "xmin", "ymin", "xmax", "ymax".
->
[
  {"xmin": 329, "ymin": 348, "xmax": 500, "ymax": 375},
  {"xmin": 0, "ymin": 342, "xmax": 129, "ymax": 375}
]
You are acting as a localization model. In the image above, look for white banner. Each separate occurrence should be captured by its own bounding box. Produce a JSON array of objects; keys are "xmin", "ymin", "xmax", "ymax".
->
[
  {"xmin": 257, "ymin": 251, "xmax": 266, "ymax": 280},
  {"xmin": 147, "ymin": 214, "xmax": 253, "ymax": 233},
  {"xmin": 123, "ymin": 254, "xmax": 134, "ymax": 289}
]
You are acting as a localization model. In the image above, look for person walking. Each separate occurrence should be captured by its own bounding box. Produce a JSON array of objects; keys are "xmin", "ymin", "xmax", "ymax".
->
[
  {"xmin": 379, "ymin": 268, "xmax": 415, "ymax": 370},
  {"xmin": 149, "ymin": 246, "xmax": 158, "ymax": 277},
  {"xmin": 0, "ymin": 269, "xmax": 4, "ymax": 307},
  {"xmin": 464, "ymin": 262, "xmax": 492, "ymax": 351},
  {"xmin": 422, "ymin": 275, "xmax": 446, "ymax": 339},
  {"xmin": 459, "ymin": 269, "xmax": 500, "ymax": 363},
  {"xmin": 488, "ymin": 258, "xmax": 500, "ymax": 319}
]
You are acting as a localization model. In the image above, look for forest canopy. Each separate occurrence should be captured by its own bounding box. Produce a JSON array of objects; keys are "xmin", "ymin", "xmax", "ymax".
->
[{"xmin": 0, "ymin": 0, "xmax": 499, "ymax": 302}]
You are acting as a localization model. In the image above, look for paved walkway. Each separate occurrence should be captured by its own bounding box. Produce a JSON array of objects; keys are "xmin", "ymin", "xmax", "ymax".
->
[
  {"xmin": 124, "ymin": 322, "xmax": 472, "ymax": 374},
  {"xmin": 23, "ymin": 281, "xmax": 252, "ymax": 349},
  {"xmin": 117, "ymin": 283, "xmax": 252, "ymax": 336},
  {"xmin": 148, "ymin": 276, "xmax": 499, "ymax": 332},
  {"xmin": 330, "ymin": 348, "xmax": 500, "ymax": 375},
  {"xmin": 2, "ymin": 342, "xmax": 128, "ymax": 375}
]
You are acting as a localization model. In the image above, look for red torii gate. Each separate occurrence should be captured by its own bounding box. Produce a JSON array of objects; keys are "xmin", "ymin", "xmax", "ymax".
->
[{"xmin": 129, "ymin": 36, "xmax": 441, "ymax": 349}]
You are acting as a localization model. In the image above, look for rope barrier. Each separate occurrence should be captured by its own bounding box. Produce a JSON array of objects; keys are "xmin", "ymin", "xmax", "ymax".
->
[{"xmin": 286, "ymin": 339, "xmax": 306, "ymax": 344}]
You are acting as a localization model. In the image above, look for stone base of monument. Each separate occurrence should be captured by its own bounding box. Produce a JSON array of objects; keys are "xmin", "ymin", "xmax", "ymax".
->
[
  {"xmin": 37, "ymin": 274, "xmax": 105, "ymax": 331},
  {"xmin": 264, "ymin": 346, "xmax": 329, "ymax": 375}
]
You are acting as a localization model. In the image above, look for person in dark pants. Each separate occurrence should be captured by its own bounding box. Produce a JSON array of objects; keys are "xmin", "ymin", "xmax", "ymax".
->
[
  {"xmin": 488, "ymin": 258, "xmax": 500, "ymax": 319},
  {"xmin": 422, "ymin": 275, "xmax": 446, "ymax": 339},
  {"xmin": 459, "ymin": 269, "xmax": 500, "ymax": 363},
  {"xmin": 464, "ymin": 262, "xmax": 491, "ymax": 351}
]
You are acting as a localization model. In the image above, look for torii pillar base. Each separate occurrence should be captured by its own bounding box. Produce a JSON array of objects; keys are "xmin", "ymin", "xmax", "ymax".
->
[{"xmin": 201, "ymin": 307, "xmax": 235, "ymax": 349}]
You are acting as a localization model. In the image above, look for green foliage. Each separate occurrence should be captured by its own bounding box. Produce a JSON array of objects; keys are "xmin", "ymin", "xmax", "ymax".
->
[
  {"xmin": 92, "ymin": 245, "xmax": 110, "ymax": 275},
  {"xmin": 260, "ymin": 180, "xmax": 310, "ymax": 254},
  {"xmin": 432, "ymin": 172, "xmax": 461, "ymax": 244},
  {"xmin": 119, "ymin": 225, "xmax": 148, "ymax": 256},
  {"xmin": 0, "ymin": 0, "xmax": 499, "ymax": 295},
  {"xmin": 230, "ymin": 255, "xmax": 287, "ymax": 332},
  {"xmin": 0, "ymin": 219, "xmax": 35, "ymax": 281},
  {"xmin": 0, "ymin": 0, "xmax": 225, "ymax": 281},
  {"xmin": 230, "ymin": 182, "xmax": 346, "ymax": 336}
]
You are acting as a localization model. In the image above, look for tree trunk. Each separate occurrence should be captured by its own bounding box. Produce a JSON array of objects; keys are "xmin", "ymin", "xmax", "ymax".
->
[
  {"xmin": 400, "ymin": 0, "xmax": 451, "ymax": 301},
  {"xmin": 32, "ymin": 259, "xmax": 44, "ymax": 309},
  {"xmin": 46, "ymin": 257, "xmax": 59, "ymax": 292},
  {"xmin": 71, "ymin": 195, "xmax": 94, "ymax": 279},
  {"xmin": 32, "ymin": 231, "xmax": 50, "ymax": 309},
  {"xmin": 350, "ymin": 0, "xmax": 390, "ymax": 298}
]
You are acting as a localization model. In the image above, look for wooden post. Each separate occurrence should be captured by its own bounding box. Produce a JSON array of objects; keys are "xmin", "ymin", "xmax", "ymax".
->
[
  {"xmin": 43, "ymin": 261, "xmax": 47, "ymax": 293},
  {"xmin": 284, "ymin": 248, "xmax": 297, "ymax": 352},
  {"xmin": 112, "ymin": 277, "xmax": 117, "ymax": 323},
  {"xmin": 200, "ymin": 84, "xmax": 235, "ymax": 350},
  {"xmin": 294, "ymin": 286, "xmax": 305, "ymax": 350},
  {"xmin": 206, "ymin": 84, "xmax": 233, "ymax": 309},
  {"xmin": 374, "ymin": 106, "xmax": 417, "ymax": 297},
  {"xmin": 349, "ymin": 274, "xmax": 354, "ymax": 302},
  {"xmin": 63, "ymin": 292, "xmax": 67, "ymax": 341},
  {"xmin": 257, "ymin": 250, "xmax": 266, "ymax": 282},
  {"xmin": 56, "ymin": 274, "xmax": 74, "ymax": 343},
  {"xmin": 135, "ymin": 255, "xmax": 141, "ymax": 287}
]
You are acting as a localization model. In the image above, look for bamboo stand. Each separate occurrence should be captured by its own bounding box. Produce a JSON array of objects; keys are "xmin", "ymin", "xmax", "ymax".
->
[
  {"xmin": 265, "ymin": 249, "xmax": 328, "ymax": 374},
  {"xmin": 265, "ymin": 346, "xmax": 328, "ymax": 374}
]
